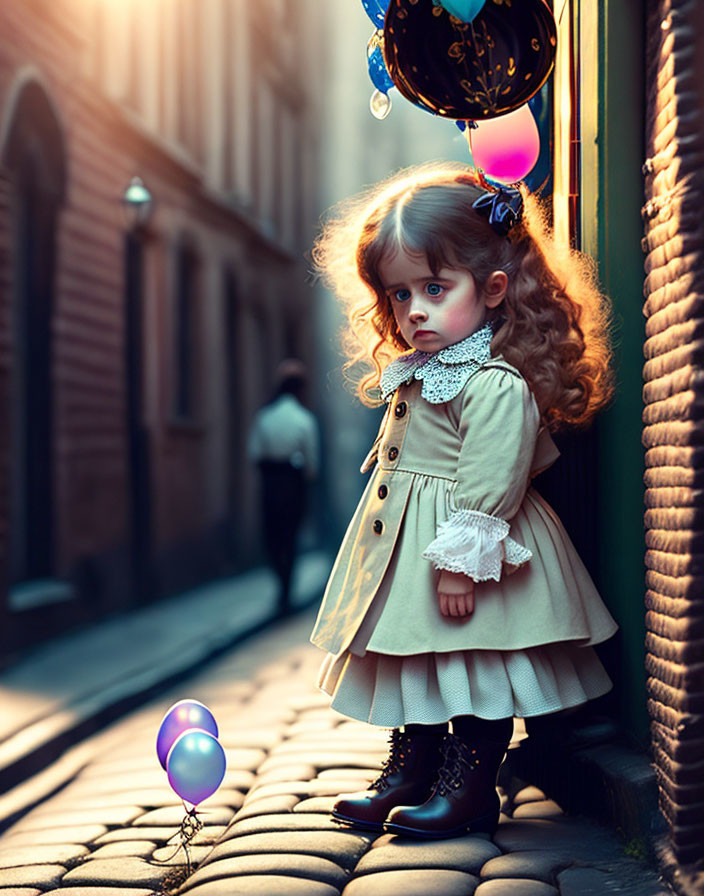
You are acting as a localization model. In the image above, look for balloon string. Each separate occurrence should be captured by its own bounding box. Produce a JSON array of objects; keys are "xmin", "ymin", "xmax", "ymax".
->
[{"xmin": 153, "ymin": 804, "xmax": 203, "ymax": 876}]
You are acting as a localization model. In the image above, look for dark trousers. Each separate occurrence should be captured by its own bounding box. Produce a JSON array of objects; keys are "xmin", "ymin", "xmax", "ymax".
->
[{"xmin": 259, "ymin": 460, "xmax": 306, "ymax": 613}]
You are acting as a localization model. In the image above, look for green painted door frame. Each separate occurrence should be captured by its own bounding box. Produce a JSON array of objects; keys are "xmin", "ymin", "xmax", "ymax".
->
[{"xmin": 581, "ymin": 0, "xmax": 648, "ymax": 744}]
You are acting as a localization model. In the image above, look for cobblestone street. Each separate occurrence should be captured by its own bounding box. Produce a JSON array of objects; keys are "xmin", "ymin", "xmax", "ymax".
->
[{"xmin": 0, "ymin": 605, "xmax": 671, "ymax": 896}]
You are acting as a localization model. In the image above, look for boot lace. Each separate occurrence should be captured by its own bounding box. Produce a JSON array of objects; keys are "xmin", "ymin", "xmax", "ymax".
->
[
  {"xmin": 432, "ymin": 734, "xmax": 480, "ymax": 797},
  {"xmin": 370, "ymin": 729, "xmax": 412, "ymax": 792}
]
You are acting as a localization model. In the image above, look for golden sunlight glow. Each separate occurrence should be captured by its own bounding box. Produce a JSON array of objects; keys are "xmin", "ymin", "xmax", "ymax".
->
[{"xmin": 553, "ymin": 0, "xmax": 572, "ymax": 250}]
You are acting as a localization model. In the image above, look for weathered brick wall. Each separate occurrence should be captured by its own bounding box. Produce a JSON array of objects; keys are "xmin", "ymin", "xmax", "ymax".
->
[{"xmin": 642, "ymin": 0, "xmax": 704, "ymax": 871}]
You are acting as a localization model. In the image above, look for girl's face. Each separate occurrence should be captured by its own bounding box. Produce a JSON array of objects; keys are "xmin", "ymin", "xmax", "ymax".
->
[{"xmin": 379, "ymin": 247, "xmax": 490, "ymax": 353}]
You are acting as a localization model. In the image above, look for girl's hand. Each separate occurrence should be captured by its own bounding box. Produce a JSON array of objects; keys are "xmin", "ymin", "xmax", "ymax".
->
[{"xmin": 437, "ymin": 569, "xmax": 475, "ymax": 618}]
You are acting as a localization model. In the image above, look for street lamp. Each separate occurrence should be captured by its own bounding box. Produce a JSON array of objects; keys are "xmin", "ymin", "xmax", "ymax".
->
[
  {"xmin": 122, "ymin": 175, "xmax": 154, "ymax": 605},
  {"xmin": 122, "ymin": 176, "xmax": 154, "ymax": 230}
]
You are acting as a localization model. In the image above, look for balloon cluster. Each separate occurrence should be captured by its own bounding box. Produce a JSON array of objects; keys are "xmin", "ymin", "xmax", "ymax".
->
[
  {"xmin": 362, "ymin": 0, "xmax": 487, "ymax": 120},
  {"xmin": 157, "ymin": 698, "xmax": 226, "ymax": 806},
  {"xmin": 154, "ymin": 699, "xmax": 226, "ymax": 873},
  {"xmin": 361, "ymin": 0, "xmax": 554, "ymax": 183}
]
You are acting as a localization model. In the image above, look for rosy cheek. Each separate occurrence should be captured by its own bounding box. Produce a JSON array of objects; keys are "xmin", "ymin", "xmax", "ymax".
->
[{"xmin": 445, "ymin": 307, "xmax": 472, "ymax": 329}]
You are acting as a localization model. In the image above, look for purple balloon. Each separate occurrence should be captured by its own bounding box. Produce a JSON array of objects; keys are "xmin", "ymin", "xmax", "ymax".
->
[
  {"xmin": 156, "ymin": 699, "xmax": 218, "ymax": 770},
  {"xmin": 166, "ymin": 728, "xmax": 226, "ymax": 806}
]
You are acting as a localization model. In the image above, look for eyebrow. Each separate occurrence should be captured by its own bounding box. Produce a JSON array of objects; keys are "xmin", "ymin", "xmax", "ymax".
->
[{"xmin": 382, "ymin": 273, "xmax": 452, "ymax": 290}]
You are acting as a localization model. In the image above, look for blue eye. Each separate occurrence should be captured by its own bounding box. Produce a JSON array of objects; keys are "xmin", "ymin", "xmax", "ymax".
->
[
  {"xmin": 426, "ymin": 282, "xmax": 443, "ymax": 296},
  {"xmin": 393, "ymin": 288, "xmax": 411, "ymax": 302}
]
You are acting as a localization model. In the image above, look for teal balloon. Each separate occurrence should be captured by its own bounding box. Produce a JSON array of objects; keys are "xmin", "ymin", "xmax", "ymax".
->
[
  {"xmin": 439, "ymin": 0, "xmax": 486, "ymax": 23},
  {"xmin": 166, "ymin": 728, "xmax": 226, "ymax": 806}
]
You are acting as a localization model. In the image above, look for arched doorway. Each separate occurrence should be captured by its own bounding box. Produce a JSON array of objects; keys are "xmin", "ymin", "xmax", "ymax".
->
[{"xmin": 1, "ymin": 74, "xmax": 66, "ymax": 586}]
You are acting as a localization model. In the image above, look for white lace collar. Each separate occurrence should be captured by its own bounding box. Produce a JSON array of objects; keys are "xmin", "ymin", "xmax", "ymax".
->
[{"xmin": 380, "ymin": 322, "xmax": 495, "ymax": 404}]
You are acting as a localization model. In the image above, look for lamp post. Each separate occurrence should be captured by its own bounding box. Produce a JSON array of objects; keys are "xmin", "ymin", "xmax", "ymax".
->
[
  {"xmin": 122, "ymin": 176, "xmax": 154, "ymax": 230},
  {"xmin": 122, "ymin": 176, "xmax": 154, "ymax": 604}
]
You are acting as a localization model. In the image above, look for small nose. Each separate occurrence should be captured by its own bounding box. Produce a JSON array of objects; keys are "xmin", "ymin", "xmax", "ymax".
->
[{"xmin": 408, "ymin": 297, "xmax": 428, "ymax": 322}]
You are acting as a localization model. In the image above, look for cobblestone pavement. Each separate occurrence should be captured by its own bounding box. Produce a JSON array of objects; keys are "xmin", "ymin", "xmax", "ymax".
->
[{"xmin": 0, "ymin": 608, "xmax": 672, "ymax": 896}]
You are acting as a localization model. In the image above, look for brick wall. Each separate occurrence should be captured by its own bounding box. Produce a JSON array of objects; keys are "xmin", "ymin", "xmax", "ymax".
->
[{"xmin": 642, "ymin": 0, "xmax": 704, "ymax": 875}]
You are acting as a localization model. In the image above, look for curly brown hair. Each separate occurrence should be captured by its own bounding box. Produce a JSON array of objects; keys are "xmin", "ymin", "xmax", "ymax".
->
[{"xmin": 312, "ymin": 162, "xmax": 614, "ymax": 430}]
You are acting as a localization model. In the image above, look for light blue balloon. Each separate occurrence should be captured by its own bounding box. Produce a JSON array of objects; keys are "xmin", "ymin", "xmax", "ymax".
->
[
  {"xmin": 439, "ymin": 0, "xmax": 486, "ymax": 23},
  {"xmin": 166, "ymin": 728, "xmax": 226, "ymax": 806}
]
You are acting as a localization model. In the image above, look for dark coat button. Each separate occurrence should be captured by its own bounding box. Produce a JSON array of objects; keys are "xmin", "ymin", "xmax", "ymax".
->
[
  {"xmin": 388, "ymin": 446, "xmax": 399, "ymax": 461},
  {"xmin": 395, "ymin": 401, "xmax": 407, "ymax": 419},
  {"xmin": 378, "ymin": 484, "xmax": 388, "ymax": 499},
  {"xmin": 373, "ymin": 519, "xmax": 384, "ymax": 535}
]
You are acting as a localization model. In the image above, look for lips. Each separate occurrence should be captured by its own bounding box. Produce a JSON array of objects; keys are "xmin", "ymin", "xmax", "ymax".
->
[{"xmin": 414, "ymin": 329, "xmax": 436, "ymax": 337}]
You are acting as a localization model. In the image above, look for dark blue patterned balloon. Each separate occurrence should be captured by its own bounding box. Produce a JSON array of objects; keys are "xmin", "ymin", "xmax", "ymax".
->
[
  {"xmin": 362, "ymin": 0, "xmax": 389, "ymax": 29},
  {"xmin": 384, "ymin": 0, "xmax": 557, "ymax": 120}
]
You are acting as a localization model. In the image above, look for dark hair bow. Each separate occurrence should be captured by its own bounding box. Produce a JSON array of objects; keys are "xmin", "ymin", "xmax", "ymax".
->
[{"xmin": 472, "ymin": 186, "xmax": 524, "ymax": 238}]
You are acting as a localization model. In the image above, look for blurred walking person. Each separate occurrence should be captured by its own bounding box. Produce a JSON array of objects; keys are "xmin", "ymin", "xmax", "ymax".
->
[{"xmin": 248, "ymin": 360, "xmax": 320, "ymax": 616}]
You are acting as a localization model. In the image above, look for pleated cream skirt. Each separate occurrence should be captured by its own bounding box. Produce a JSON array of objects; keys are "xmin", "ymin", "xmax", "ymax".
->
[{"xmin": 316, "ymin": 642, "xmax": 613, "ymax": 728}]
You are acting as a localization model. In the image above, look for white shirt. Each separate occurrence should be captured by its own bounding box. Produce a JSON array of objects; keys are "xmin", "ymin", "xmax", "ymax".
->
[{"xmin": 248, "ymin": 394, "xmax": 319, "ymax": 478}]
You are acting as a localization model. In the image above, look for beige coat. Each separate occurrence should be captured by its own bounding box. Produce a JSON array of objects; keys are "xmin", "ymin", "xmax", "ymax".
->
[{"xmin": 310, "ymin": 357, "xmax": 618, "ymax": 660}]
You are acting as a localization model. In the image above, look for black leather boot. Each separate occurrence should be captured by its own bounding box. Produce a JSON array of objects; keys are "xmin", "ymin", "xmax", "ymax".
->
[
  {"xmin": 331, "ymin": 725, "xmax": 447, "ymax": 832},
  {"xmin": 383, "ymin": 719, "xmax": 512, "ymax": 840}
]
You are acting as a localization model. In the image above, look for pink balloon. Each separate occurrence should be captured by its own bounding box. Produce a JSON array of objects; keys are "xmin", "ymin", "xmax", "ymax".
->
[
  {"xmin": 156, "ymin": 699, "xmax": 218, "ymax": 770},
  {"xmin": 470, "ymin": 104, "xmax": 540, "ymax": 183}
]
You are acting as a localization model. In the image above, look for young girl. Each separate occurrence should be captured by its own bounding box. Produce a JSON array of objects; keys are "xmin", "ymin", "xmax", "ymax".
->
[{"xmin": 309, "ymin": 162, "xmax": 619, "ymax": 841}]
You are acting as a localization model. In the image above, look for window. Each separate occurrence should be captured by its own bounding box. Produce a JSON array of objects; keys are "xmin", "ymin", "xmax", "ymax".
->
[
  {"xmin": 126, "ymin": 0, "xmax": 143, "ymax": 113},
  {"xmin": 173, "ymin": 243, "xmax": 198, "ymax": 420},
  {"xmin": 223, "ymin": 0, "xmax": 235, "ymax": 191},
  {"xmin": 175, "ymin": 0, "xmax": 187, "ymax": 146},
  {"xmin": 190, "ymin": 1, "xmax": 203, "ymax": 161}
]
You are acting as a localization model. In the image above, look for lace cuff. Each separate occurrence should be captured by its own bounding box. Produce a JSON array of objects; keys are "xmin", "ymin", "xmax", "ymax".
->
[{"xmin": 422, "ymin": 509, "xmax": 532, "ymax": 582}]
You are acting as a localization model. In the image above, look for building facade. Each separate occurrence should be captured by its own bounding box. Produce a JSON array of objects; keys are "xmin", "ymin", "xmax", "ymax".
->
[
  {"xmin": 642, "ymin": 0, "xmax": 704, "ymax": 883},
  {"xmin": 0, "ymin": 0, "xmax": 324, "ymax": 655}
]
